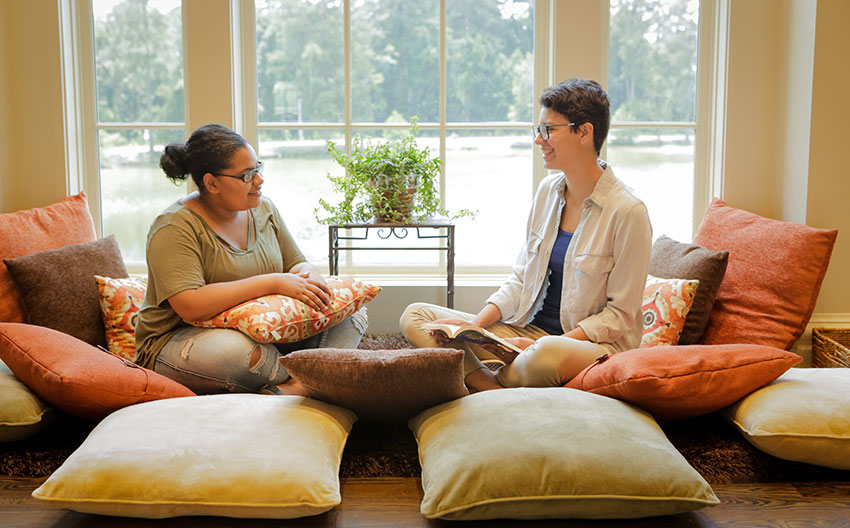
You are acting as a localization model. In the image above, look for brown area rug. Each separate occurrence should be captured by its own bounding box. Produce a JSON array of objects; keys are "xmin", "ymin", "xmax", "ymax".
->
[{"xmin": 2, "ymin": 333, "xmax": 848, "ymax": 485}]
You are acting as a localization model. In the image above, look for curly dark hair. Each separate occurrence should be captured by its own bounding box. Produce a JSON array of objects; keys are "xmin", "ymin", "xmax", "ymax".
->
[
  {"xmin": 539, "ymin": 79, "xmax": 610, "ymax": 155},
  {"xmin": 159, "ymin": 124, "xmax": 249, "ymax": 189}
]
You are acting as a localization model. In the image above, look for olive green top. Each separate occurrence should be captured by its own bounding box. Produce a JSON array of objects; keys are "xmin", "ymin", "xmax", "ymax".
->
[{"xmin": 134, "ymin": 197, "xmax": 306, "ymax": 369}]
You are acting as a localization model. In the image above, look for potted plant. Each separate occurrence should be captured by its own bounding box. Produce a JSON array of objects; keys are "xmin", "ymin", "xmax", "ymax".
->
[{"xmin": 314, "ymin": 118, "xmax": 475, "ymax": 225}]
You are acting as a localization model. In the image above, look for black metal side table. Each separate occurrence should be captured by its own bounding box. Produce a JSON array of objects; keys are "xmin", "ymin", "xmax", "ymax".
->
[{"xmin": 328, "ymin": 219, "xmax": 455, "ymax": 308}]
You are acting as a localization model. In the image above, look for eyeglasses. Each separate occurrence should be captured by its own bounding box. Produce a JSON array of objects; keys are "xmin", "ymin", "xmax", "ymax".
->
[
  {"xmin": 532, "ymin": 123, "xmax": 576, "ymax": 141},
  {"xmin": 211, "ymin": 160, "xmax": 264, "ymax": 183}
]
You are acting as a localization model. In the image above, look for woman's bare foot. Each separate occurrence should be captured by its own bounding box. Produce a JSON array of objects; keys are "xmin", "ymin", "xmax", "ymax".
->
[
  {"xmin": 465, "ymin": 367, "xmax": 504, "ymax": 393},
  {"xmin": 275, "ymin": 378, "xmax": 308, "ymax": 396}
]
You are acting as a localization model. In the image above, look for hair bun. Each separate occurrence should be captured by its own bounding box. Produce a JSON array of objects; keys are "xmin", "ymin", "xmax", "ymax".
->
[{"xmin": 160, "ymin": 143, "xmax": 190, "ymax": 183}]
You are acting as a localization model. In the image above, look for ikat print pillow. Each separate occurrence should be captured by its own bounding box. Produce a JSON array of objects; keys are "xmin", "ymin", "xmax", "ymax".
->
[
  {"xmin": 94, "ymin": 275, "xmax": 148, "ymax": 361},
  {"xmin": 191, "ymin": 276, "xmax": 380, "ymax": 343},
  {"xmin": 640, "ymin": 275, "xmax": 699, "ymax": 348}
]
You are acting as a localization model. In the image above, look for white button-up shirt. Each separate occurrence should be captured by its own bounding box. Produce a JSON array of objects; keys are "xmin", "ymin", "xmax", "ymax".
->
[{"xmin": 486, "ymin": 163, "xmax": 652, "ymax": 354}]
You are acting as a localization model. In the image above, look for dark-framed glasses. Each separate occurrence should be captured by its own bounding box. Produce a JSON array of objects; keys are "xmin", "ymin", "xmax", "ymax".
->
[
  {"xmin": 532, "ymin": 123, "xmax": 576, "ymax": 141},
  {"xmin": 211, "ymin": 160, "xmax": 264, "ymax": 183}
]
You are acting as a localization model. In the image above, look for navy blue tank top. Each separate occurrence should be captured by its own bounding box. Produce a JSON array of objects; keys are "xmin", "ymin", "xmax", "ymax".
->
[{"xmin": 530, "ymin": 229, "xmax": 573, "ymax": 335}]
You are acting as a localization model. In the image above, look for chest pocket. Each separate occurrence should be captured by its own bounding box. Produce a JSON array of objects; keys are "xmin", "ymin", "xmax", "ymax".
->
[{"xmin": 570, "ymin": 254, "xmax": 615, "ymax": 312}]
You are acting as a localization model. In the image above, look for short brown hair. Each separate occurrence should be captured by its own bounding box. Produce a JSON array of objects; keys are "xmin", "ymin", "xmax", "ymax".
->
[{"xmin": 540, "ymin": 79, "xmax": 610, "ymax": 154}]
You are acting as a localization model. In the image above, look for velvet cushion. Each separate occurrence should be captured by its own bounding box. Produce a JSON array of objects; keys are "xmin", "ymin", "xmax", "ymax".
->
[
  {"xmin": 722, "ymin": 368, "xmax": 850, "ymax": 470},
  {"xmin": 32, "ymin": 394, "xmax": 356, "ymax": 519},
  {"xmin": 565, "ymin": 344, "xmax": 801, "ymax": 422},
  {"xmin": 648, "ymin": 235, "xmax": 729, "ymax": 345},
  {"xmin": 640, "ymin": 275, "xmax": 699, "ymax": 347},
  {"xmin": 191, "ymin": 276, "xmax": 380, "ymax": 343},
  {"xmin": 94, "ymin": 275, "xmax": 147, "ymax": 360},
  {"xmin": 0, "ymin": 193, "xmax": 96, "ymax": 323},
  {"xmin": 694, "ymin": 199, "xmax": 838, "ymax": 349},
  {"xmin": 282, "ymin": 348, "xmax": 468, "ymax": 421},
  {"xmin": 4, "ymin": 236, "xmax": 128, "ymax": 348},
  {"xmin": 0, "ymin": 323, "xmax": 194, "ymax": 421},
  {"xmin": 0, "ymin": 358, "xmax": 52, "ymax": 443},
  {"xmin": 410, "ymin": 388, "xmax": 719, "ymax": 520}
]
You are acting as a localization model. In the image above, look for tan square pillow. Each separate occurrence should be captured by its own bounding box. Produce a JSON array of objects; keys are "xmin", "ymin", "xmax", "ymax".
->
[
  {"xmin": 191, "ymin": 276, "xmax": 380, "ymax": 343},
  {"xmin": 410, "ymin": 388, "xmax": 719, "ymax": 520},
  {"xmin": 282, "ymin": 348, "xmax": 468, "ymax": 421},
  {"xmin": 722, "ymin": 368, "xmax": 850, "ymax": 470},
  {"xmin": 4, "ymin": 235, "xmax": 128, "ymax": 347},
  {"xmin": 32, "ymin": 394, "xmax": 356, "ymax": 519}
]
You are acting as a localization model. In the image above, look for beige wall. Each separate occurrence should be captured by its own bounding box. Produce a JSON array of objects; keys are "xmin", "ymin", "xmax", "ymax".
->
[
  {"xmin": 1, "ymin": 0, "xmax": 67, "ymax": 214},
  {"xmin": 806, "ymin": 0, "xmax": 850, "ymax": 314},
  {"xmin": 1, "ymin": 0, "xmax": 848, "ymax": 330}
]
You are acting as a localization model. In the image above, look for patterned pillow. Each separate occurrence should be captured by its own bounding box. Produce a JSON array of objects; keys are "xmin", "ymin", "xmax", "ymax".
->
[
  {"xmin": 640, "ymin": 275, "xmax": 699, "ymax": 347},
  {"xmin": 192, "ymin": 276, "xmax": 381, "ymax": 343},
  {"xmin": 94, "ymin": 275, "xmax": 148, "ymax": 361}
]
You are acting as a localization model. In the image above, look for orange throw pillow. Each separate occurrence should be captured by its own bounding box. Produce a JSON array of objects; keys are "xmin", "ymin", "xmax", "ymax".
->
[
  {"xmin": 191, "ymin": 276, "xmax": 380, "ymax": 343},
  {"xmin": 0, "ymin": 323, "xmax": 194, "ymax": 421},
  {"xmin": 694, "ymin": 199, "xmax": 837, "ymax": 350},
  {"xmin": 0, "ymin": 193, "xmax": 97, "ymax": 323},
  {"xmin": 94, "ymin": 276, "xmax": 148, "ymax": 361},
  {"xmin": 640, "ymin": 275, "xmax": 699, "ymax": 348},
  {"xmin": 564, "ymin": 344, "xmax": 801, "ymax": 422}
]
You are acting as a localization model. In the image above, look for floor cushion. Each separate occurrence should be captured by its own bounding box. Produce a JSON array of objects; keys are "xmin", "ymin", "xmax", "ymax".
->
[
  {"xmin": 722, "ymin": 368, "xmax": 850, "ymax": 470},
  {"xmin": 281, "ymin": 348, "xmax": 468, "ymax": 421},
  {"xmin": 0, "ymin": 358, "xmax": 52, "ymax": 443},
  {"xmin": 0, "ymin": 323, "xmax": 194, "ymax": 421},
  {"xmin": 31, "ymin": 394, "xmax": 357, "ymax": 519},
  {"xmin": 648, "ymin": 235, "xmax": 729, "ymax": 344},
  {"xmin": 410, "ymin": 387, "xmax": 719, "ymax": 520},
  {"xmin": 565, "ymin": 344, "xmax": 801, "ymax": 421},
  {"xmin": 0, "ymin": 192, "xmax": 96, "ymax": 323},
  {"xmin": 694, "ymin": 199, "xmax": 837, "ymax": 349}
]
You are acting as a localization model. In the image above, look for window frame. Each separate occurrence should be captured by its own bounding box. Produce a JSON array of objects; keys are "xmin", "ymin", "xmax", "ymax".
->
[{"xmin": 63, "ymin": 0, "xmax": 720, "ymax": 276}]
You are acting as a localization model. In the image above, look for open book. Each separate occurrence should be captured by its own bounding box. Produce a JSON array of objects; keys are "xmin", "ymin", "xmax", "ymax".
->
[{"xmin": 423, "ymin": 322, "xmax": 525, "ymax": 355}]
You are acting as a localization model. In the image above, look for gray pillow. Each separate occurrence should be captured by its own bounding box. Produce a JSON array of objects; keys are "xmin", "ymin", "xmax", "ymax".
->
[
  {"xmin": 281, "ymin": 348, "xmax": 468, "ymax": 422},
  {"xmin": 648, "ymin": 235, "xmax": 729, "ymax": 345},
  {"xmin": 4, "ymin": 235, "xmax": 128, "ymax": 347}
]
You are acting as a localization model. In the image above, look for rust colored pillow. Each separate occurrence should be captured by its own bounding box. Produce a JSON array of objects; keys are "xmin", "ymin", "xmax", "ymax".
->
[
  {"xmin": 281, "ymin": 348, "xmax": 468, "ymax": 422},
  {"xmin": 4, "ymin": 236, "xmax": 128, "ymax": 348},
  {"xmin": 648, "ymin": 235, "xmax": 729, "ymax": 345},
  {"xmin": 564, "ymin": 344, "xmax": 801, "ymax": 422},
  {"xmin": 0, "ymin": 323, "xmax": 194, "ymax": 421},
  {"xmin": 694, "ymin": 199, "xmax": 837, "ymax": 350},
  {"xmin": 0, "ymin": 193, "xmax": 96, "ymax": 323}
]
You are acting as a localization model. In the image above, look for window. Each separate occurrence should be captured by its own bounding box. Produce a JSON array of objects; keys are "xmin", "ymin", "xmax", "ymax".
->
[
  {"xmin": 253, "ymin": 0, "xmax": 536, "ymax": 270},
  {"xmin": 607, "ymin": 0, "xmax": 701, "ymax": 243},
  {"xmin": 90, "ymin": 0, "xmax": 186, "ymax": 264},
  {"xmin": 70, "ymin": 0, "xmax": 710, "ymax": 273}
]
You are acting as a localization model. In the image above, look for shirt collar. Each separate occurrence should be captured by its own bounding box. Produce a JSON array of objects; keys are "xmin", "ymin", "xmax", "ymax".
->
[{"xmin": 584, "ymin": 160, "xmax": 615, "ymax": 209}]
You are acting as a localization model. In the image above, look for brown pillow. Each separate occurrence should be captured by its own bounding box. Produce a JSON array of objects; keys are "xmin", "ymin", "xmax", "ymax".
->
[
  {"xmin": 648, "ymin": 235, "xmax": 729, "ymax": 345},
  {"xmin": 694, "ymin": 199, "xmax": 837, "ymax": 350},
  {"xmin": 0, "ymin": 192, "xmax": 96, "ymax": 323},
  {"xmin": 281, "ymin": 348, "xmax": 468, "ymax": 422},
  {"xmin": 0, "ymin": 323, "xmax": 194, "ymax": 421},
  {"xmin": 4, "ymin": 236, "xmax": 128, "ymax": 348}
]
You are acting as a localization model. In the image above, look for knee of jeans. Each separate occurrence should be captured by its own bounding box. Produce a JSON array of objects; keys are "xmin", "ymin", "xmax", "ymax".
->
[
  {"xmin": 247, "ymin": 344, "xmax": 280, "ymax": 376},
  {"xmin": 350, "ymin": 306, "xmax": 368, "ymax": 335}
]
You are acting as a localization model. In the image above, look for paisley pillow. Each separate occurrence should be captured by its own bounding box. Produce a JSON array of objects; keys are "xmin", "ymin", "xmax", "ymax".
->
[
  {"xmin": 191, "ymin": 276, "xmax": 380, "ymax": 343},
  {"xmin": 95, "ymin": 275, "xmax": 148, "ymax": 360},
  {"xmin": 640, "ymin": 275, "xmax": 699, "ymax": 347}
]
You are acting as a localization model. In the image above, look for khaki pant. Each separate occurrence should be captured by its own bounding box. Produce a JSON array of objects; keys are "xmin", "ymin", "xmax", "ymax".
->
[{"xmin": 399, "ymin": 302, "xmax": 605, "ymax": 387}]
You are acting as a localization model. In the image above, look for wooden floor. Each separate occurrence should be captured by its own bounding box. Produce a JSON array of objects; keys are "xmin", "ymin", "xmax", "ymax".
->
[{"xmin": 2, "ymin": 477, "xmax": 849, "ymax": 527}]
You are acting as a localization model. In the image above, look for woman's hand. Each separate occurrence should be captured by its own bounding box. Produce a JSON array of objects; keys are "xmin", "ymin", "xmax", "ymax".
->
[
  {"xmin": 480, "ymin": 337, "xmax": 535, "ymax": 365},
  {"xmin": 429, "ymin": 317, "xmax": 473, "ymax": 346},
  {"xmin": 271, "ymin": 272, "xmax": 332, "ymax": 312}
]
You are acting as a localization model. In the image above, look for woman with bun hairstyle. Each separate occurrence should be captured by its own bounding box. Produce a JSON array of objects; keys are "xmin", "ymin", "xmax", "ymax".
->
[{"xmin": 135, "ymin": 123, "xmax": 367, "ymax": 395}]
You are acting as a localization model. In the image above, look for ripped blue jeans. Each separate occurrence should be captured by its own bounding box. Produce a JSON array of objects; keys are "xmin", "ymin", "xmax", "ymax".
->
[{"xmin": 153, "ymin": 308, "xmax": 368, "ymax": 394}]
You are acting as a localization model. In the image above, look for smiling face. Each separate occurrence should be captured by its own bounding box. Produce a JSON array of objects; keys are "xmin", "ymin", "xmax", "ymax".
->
[
  {"xmin": 205, "ymin": 145, "xmax": 264, "ymax": 211},
  {"xmin": 535, "ymin": 106, "xmax": 580, "ymax": 173}
]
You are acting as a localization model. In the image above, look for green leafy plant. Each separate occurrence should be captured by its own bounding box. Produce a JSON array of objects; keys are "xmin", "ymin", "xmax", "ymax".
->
[{"xmin": 314, "ymin": 118, "xmax": 476, "ymax": 225}]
